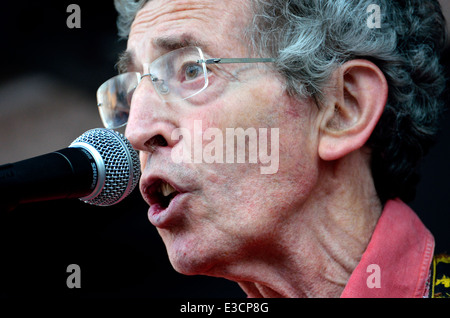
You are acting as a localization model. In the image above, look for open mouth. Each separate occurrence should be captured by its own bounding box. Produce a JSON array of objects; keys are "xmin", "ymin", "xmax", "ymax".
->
[{"xmin": 145, "ymin": 179, "xmax": 181, "ymax": 210}]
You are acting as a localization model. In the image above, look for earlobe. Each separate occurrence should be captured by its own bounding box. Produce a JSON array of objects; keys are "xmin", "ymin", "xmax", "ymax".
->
[{"xmin": 318, "ymin": 59, "xmax": 388, "ymax": 161}]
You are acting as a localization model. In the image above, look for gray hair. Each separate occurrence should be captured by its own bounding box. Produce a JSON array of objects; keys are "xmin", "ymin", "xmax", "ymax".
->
[
  {"xmin": 114, "ymin": 0, "xmax": 448, "ymax": 203},
  {"xmin": 114, "ymin": 0, "xmax": 147, "ymax": 39}
]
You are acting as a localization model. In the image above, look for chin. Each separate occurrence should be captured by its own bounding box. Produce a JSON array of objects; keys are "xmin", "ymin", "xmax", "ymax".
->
[
  {"xmin": 163, "ymin": 232, "xmax": 226, "ymax": 277},
  {"xmin": 167, "ymin": 248, "xmax": 217, "ymax": 276}
]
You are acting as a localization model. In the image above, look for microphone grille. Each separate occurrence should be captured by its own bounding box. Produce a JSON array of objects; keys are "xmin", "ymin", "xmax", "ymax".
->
[{"xmin": 71, "ymin": 128, "xmax": 141, "ymax": 206}]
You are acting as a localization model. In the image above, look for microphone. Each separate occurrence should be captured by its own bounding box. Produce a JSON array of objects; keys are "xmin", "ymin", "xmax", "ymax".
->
[{"xmin": 0, "ymin": 128, "xmax": 141, "ymax": 211}]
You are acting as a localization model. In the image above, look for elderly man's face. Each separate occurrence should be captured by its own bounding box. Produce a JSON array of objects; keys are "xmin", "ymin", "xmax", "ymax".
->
[{"xmin": 126, "ymin": 0, "xmax": 319, "ymax": 275}]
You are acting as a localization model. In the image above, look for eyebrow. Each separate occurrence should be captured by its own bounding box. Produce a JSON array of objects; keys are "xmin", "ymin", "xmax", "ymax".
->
[
  {"xmin": 154, "ymin": 34, "xmax": 206, "ymax": 51},
  {"xmin": 116, "ymin": 51, "xmax": 134, "ymax": 74},
  {"xmin": 115, "ymin": 34, "xmax": 209, "ymax": 74}
]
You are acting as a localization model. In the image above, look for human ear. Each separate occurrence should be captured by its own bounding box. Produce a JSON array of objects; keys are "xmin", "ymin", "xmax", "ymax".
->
[{"xmin": 318, "ymin": 59, "xmax": 388, "ymax": 161}]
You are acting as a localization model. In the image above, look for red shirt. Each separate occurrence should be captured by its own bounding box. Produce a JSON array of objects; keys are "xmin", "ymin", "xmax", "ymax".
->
[{"xmin": 341, "ymin": 199, "xmax": 434, "ymax": 298}]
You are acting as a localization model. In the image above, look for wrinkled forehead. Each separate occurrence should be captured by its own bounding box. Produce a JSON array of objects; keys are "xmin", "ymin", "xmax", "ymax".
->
[{"xmin": 127, "ymin": 0, "xmax": 253, "ymax": 64}]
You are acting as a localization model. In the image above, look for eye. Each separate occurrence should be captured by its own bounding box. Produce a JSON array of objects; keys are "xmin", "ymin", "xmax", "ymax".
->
[{"xmin": 183, "ymin": 63, "xmax": 204, "ymax": 81}]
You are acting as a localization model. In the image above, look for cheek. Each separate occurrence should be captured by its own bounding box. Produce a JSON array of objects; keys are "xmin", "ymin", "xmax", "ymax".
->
[{"xmin": 177, "ymin": 80, "xmax": 318, "ymax": 210}]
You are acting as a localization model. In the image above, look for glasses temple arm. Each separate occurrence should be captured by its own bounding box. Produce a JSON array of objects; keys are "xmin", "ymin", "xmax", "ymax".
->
[{"xmin": 198, "ymin": 58, "xmax": 275, "ymax": 65}]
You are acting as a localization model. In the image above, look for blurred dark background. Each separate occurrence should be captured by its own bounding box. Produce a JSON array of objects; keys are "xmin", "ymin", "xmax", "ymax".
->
[{"xmin": 0, "ymin": 1, "xmax": 448, "ymax": 298}]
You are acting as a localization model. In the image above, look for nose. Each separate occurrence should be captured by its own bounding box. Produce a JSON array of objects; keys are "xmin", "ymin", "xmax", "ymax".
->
[{"xmin": 125, "ymin": 77, "xmax": 178, "ymax": 155}]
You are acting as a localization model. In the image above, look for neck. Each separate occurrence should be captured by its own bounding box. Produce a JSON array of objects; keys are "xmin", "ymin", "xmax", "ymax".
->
[{"xmin": 225, "ymin": 149, "xmax": 383, "ymax": 297}]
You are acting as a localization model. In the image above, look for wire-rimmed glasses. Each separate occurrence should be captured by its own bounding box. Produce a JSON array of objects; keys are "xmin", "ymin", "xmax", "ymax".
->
[{"xmin": 97, "ymin": 46, "xmax": 275, "ymax": 129}]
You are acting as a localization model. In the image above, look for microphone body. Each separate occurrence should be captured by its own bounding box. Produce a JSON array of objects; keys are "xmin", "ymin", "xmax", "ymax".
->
[
  {"xmin": 0, "ymin": 128, "xmax": 140, "ymax": 211},
  {"xmin": 0, "ymin": 148, "xmax": 97, "ymax": 205}
]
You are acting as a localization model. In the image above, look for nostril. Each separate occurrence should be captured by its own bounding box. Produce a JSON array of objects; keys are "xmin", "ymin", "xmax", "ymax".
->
[{"xmin": 145, "ymin": 134, "xmax": 168, "ymax": 152}]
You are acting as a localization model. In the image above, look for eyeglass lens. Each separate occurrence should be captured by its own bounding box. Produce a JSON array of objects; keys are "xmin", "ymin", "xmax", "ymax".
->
[{"xmin": 96, "ymin": 46, "xmax": 208, "ymax": 129}]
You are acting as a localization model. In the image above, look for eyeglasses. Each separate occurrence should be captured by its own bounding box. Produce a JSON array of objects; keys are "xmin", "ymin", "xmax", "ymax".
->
[{"xmin": 97, "ymin": 46, "xmax": 275, "ymax": 129}]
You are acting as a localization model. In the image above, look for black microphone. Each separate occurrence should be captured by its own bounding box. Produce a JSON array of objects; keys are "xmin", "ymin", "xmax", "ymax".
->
[{"xmin": 0, "ymin": 128, "xmax": 141, "ymax": 212}]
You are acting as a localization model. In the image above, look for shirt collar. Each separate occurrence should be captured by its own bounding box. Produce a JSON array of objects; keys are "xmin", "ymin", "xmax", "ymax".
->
[{"xmin": 341, "ymin": 199, "xmax": 434, "ymax": 298}]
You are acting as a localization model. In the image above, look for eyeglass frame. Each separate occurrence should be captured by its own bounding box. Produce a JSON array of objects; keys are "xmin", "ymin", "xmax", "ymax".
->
[{"xmin": 97, "ymin": 46, "xmax": 276, "ymax": 129}]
